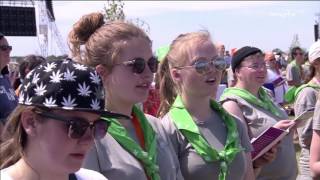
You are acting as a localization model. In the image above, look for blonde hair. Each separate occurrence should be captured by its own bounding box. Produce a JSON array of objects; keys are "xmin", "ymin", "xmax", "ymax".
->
[
  {"xmin": 68, "ymin": 12, "xmax": 151, "ymax": 70},
  {"xmin": 0, "ymin": 105, "xmax": 33, "ymax": 169},
  {"xmin": 157, "ymin": 31, "xmax": 212, "ymax": 117}
]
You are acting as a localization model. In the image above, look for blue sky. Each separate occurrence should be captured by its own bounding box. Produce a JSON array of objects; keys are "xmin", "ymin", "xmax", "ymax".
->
[{"xmin": 5, "ymin": 1, "xmax": 320, "ymax": 56}]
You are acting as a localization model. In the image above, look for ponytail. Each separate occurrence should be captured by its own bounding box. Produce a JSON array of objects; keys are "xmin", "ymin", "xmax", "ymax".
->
[{"xmin": 157, "ymin": 56, "xmax": 177, "ymax": 118}]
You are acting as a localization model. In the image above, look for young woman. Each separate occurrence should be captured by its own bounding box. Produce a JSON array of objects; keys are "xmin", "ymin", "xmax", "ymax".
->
[
  {"xmin": 157, "ymin": 31, "xmax": 255, "ymax": 180},
  {"xmin": 220, "ymin": 46, "xmax": 298, "ymax": 179},
  {"xmin": 68, "ymin": 12, "xmax": 182, "ymax": 180},
  {"xmin": 0, "ymin": 59, "xmax": 127, "ymax": 180},
  {"xmin": 294, "ymin": 40, "xmax": 320, "ymax": 180}
]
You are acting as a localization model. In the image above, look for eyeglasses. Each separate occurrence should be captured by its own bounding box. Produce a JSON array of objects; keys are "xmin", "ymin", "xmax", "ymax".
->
[
  {"xmin": 34, "ymin": 110, "xmax": 110, "ymax": 139},
  {"xmin": 118, "ymin": 56, "xmax": 158, "ymax": 74},
  {"xmin": 175, "ymin": 57, "xmax": 227, "ymax": 75},
  {"xmin": 241, "ymin": 63, "xmax": 267, "ymax": 70},
  {"xmin": 0, "ymin": 45, "xmax": 12, "ymax": 51}
]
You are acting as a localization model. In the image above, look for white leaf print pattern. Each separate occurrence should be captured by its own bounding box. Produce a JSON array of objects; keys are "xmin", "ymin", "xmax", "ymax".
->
[
  {"xmin": 73, "ymin": 63, "xmax": 87, "ymax": 71},
  {"xmin": 64, "ymin": 68, "xmax": 76, "ymax": 81},
  {"xmin": 18, "ymin": 92, "xmax": 24, "ymax": 103},
  {"xmin": 34, "ymin": 82, "xmax": 47, "ymax": 96},
  {"xmin": 25, "ymin": 95, "xmax": 32, "ymax": 105},
  {"xmin": 89, "ymin": 71, "xmax": 101, "ymax": 84},
  {"xmin": 77, "ymin": 82, "xmax": 92, "ymax": 96},
  {"xmin": 43, "ymin": 96, "xmax": 57, "ymax": 107},
  {"xmin": 50, "ymin": 70, "xmax": 63, "ymax": 83},
  {"xmin": 62, "ymin": 95, "xmax": 77, "ymax": 109},
  {"xmin": 43, "ymin": 62, "xmax": 56, "ymax": 72},
  {"xmin": 32, "ymin": 73, "xmax": 40, "ymax": 84},
  {"xmin": 25, "ymin": 69, "xmax": 35, "ymax": 79},
  {"xmin": 90, "ymin": 99, "xmax": 100, "ymax": 110}
]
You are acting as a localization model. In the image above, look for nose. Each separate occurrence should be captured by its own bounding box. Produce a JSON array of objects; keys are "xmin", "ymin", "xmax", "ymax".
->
[{"xmin": 78, "ymin": 127, "xmax": 94, "ymax": 145}]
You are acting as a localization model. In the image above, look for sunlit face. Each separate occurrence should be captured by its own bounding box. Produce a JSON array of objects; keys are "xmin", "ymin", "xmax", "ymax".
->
[
  {"xmin": 236, "ymin": 52, "xmax": 267, "ymax": 87},
  {"xmin": 104, "ymin": 37, "xmax": 154, "ymax": 106},
  {"xmin": 173, "ymin": 40, "xmax": 222, "ymax": 98},
  {"xmin": 312, "ymin": 58, "xmax": 320, "ymax": 72},
  {"xmin": 294, "ymin": 49, "xmax": 305, "ymax": 63},
  {"xmin": 0, "ymin": 37, "xmax": 11, "ymax": 70},
  {"xmin": 32, "ymin": 110, "xmax": 100, "ymax": 173}
]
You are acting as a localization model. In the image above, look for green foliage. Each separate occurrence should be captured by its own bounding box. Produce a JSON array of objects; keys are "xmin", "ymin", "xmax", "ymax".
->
[{"xmin": 103, "ymin": 0, "xmax": 125, "ymax": 21}]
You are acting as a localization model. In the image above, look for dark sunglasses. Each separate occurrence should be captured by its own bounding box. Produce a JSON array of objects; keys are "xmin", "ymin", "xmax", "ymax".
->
[
  {"xmin": 0, "ymin": 45, "xmax": 12, "ymax": 51},
  {"xmin": 119, "ymin": 56, "xmax": 158, "ymax": 74},
  {"xmin": 175, "ymin": 57, "xmax": 227, "ymax": 75},
  {"xmin": 34, "ymin": 110, "xmax": 110, "ymax": 139}
]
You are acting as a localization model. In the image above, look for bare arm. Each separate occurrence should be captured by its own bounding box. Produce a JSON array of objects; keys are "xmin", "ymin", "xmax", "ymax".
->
[
  {"xmin": 244, "ymin": 153, "xmax": 255, "ymax": 180},
  {"xmin": 310, "ymin": 130, "xmax": 320, "ymax": 178}
]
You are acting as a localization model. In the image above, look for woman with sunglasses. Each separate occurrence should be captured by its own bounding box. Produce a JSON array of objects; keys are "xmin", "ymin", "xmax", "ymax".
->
[
  {"xmin": 0, "ymin": 58, "xmax": 128, "ymax": 180},
  {"xmin": 298, "ymin": 40, "xmax": 320, "ymax": 179},
  {"xmin": 157, "ymin": 31, "xmax": 255, "ymax": 180},
  {"xmin": 0, "ymin": 32, "xmax": 17, "ymax": 136},
  {"xmin": 68, "ymin": 12, "xmax": 182, "ymax": 180},
  {"xmin": 220, "ymin": 46, "xmax": 297, "ymax": 179}
]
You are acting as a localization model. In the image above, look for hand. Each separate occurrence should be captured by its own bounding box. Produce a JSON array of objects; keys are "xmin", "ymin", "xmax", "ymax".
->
[
  {"xmin": 273, "ymin": 120, "xmax": 296, "ymax": 130},
  {"xmin": 253, "ymin": 143, "xmax": 279, "ymax": 168}
]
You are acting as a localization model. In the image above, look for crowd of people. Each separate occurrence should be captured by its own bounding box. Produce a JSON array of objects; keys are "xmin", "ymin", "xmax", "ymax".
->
[{"xmin": 1, "ymin": 11, "xmax": 320, "ymax": 180}]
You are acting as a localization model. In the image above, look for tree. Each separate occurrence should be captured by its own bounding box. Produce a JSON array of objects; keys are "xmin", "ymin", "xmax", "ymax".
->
[
  {"xmin": 103, "ymin": 0, "xmax": 125, "ymax": 21},
  {"xmin": 103, "ymin": 0, "xmax": 150, "ymax": 35}
]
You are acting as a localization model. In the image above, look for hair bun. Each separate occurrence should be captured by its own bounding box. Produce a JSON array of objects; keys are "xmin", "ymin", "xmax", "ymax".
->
[{"xmin": 71, "ymin": 12, "xmax": 105, "ymax": 44}]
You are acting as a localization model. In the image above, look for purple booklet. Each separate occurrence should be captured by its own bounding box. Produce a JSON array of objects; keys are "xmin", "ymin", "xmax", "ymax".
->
[{"xmin": 251, "ymin": 127, "xmax": 288, "ymax": 160}]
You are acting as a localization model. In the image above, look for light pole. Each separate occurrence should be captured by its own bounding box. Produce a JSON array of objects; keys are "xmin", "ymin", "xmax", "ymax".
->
[{"xmin": 315, "ymin": 12, "xmax": 320, "ymax": 41}]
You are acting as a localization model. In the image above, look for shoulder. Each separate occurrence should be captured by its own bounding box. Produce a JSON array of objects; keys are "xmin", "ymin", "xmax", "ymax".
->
[
  {"xmin": 75, "ymin": 168, "xmax": 107, "ymax": 180},
  {"xmin": 296, "ymin": 86, "xmax": 318, "ymax": 100}
]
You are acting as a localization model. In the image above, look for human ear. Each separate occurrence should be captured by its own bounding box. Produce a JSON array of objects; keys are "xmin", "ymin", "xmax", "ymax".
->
[
  {"xmin": 96, "ymin": 64, "xmax": 110, "ymax": 82},
  {"xmin": 170, "ymin": 68, "xmax": 182, "ymax": 83},
  {"xmin": 20, "ymin": 109, "xmax": 38, "ymax": 137}
]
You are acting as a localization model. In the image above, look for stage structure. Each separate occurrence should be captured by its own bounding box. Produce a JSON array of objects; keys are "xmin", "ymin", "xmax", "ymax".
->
[{"xmin": 0, "ymin": 0, "xmax": 68, "ymax": 56}]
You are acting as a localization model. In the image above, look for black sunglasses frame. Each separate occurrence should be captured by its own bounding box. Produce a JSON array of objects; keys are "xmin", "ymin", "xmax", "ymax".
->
[
  {"xmin": 33, "ymin": 110, "xmax": 110, "ymax": 139},
  {"xmin": 121, "ymin": 56, "xmax": 158, "ymax": 74},
  {"xmin": 0, "ymin": 45, "xmax": 12, "ymax": 51}
]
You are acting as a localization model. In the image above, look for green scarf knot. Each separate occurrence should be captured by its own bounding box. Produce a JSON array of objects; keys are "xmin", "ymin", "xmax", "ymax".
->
[
  {"xmin": 102, "ymin": 105, "xmax": 160, "ymax": 180},
  {"xmin": 169, "ymin": 95, "xmax": 243, "ymax": 180},
  {"xmin": 220, "ymin": 87, "xmax": 283, "ymax": 118}
]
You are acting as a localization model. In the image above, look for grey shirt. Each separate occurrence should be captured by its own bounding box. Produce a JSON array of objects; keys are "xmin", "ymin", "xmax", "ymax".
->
[
  {"xmin": 294, "ymin": 87, "xmax": 318, "ymax": 177},
  {"xmin": 83, "ymin": 114, "xmax": 183, "ymax": 180},
  {"xmin": 313, "ymin": 100, "xmax": 320, "ymax": 131},
  {"xmin": 161, "ymin": 110, "xmax": 252, "ymax": 180},
  {"xmin": 286, "ymin": 60, "xmax": 303, "ymax": 86},
  {"xmin": 221, "ymin": 95, "xmax": 298, "ymax": 180}
]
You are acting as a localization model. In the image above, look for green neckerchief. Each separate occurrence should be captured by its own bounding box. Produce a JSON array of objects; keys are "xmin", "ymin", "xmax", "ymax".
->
[
  {"xmin": 169, "ymin": 95, "xmax": 243, "ymax": 180},
  {"xmin": 285, "ymin": 83, "xmax": 320, "ymax": 103},
  {"xmin": 220, "ymin": 87, "xmax": 283, "ymax": 118},
  {"xmin": 290, "ymin": 60, "xmax": 301, "ymax": 74},
  {"xmin": 102, "ymin": 105, "xmax": 160, "ymax": 180}
]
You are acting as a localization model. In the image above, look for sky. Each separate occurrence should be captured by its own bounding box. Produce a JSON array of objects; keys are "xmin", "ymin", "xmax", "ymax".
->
[{"xmin": 5, "ymin": 1, "xmax": 320, "ymax": 57}]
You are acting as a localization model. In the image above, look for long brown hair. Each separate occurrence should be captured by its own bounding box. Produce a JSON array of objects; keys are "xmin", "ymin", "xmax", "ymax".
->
[
  {"xmin": 68, "ymin": 12, "xmax": 151, "ymax": 70},
  {"xmin": 0, "ymin": 105, "xmax": 32, "ymax": 169},
  {"xmin": 157, "ymin": 31, "xmax": 212, "ymax": 117}
]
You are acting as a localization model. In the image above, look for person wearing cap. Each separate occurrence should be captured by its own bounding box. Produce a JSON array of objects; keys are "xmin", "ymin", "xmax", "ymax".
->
[
  {"xmin": 68, "ymin": 12, "xmax": 182, "ymax": 180},
  {"xmin": 0, "ymin": 32, "xmax": 17, "ymax": 136},
  {"xmin": 0, "ymin": 58, "xmax": 129, "ymax": 179},
  {"xmin": 263, "ymin": 52, "xmax": 287, "ymax": 105},
  {"xmin": 307, "ymin": 40, "xmax": 320, "ymax": 179},
  {"xmin": 220, "ymin": 46, "xmax": 297, "ymax": 179},
  {"xmin": 158, "ymin": 31, "xmax": 255, "ymax": 180}
]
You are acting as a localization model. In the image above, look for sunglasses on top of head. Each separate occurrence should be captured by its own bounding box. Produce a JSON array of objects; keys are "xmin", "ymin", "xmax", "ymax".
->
[
  {"xmin": 0, "ymin": 45, "xmax": 12, "ymax": 51},
  {"xmin": 175, "ymin": 57, "xmax": 227, "ymax": 75},
  {"xmin": 118, "ymin": 56, "xmax": 158, "ymax": 74},
  {"xmin": 33, "ymin": 110, "xmax": 110, "ymax": 139}
]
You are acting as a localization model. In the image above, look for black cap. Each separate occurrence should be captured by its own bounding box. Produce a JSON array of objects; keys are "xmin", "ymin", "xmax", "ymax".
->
[
  {"xmin": 231, "ymin": 46, "xmax": 262, "ymax": 73},
  {"xmin": 19, "ymin": 58, "xmax": 129, "ymax": 119}
]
